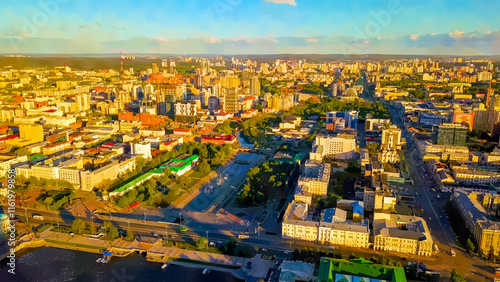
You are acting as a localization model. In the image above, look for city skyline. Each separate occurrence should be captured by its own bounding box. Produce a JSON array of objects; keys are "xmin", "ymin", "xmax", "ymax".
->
[{"xmin": 1, "ymin": 0, "xmax": 499, "ymax": 55}]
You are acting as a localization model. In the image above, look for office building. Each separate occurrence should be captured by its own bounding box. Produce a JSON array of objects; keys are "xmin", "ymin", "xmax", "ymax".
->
[
  {"xmin": 224, "ymin": 88, "xmax": 239, "ymax": 113},
  {"xmin": 325, "ymin": 111, "xmax": 358, "ymax": 130},
  {"xmin": 373, "ymin": 213, "xmax": 434, "ymax": 256},
  {"xmin": 310, "ymin": 134, "xmax": 356, "ymax": 161},
  {"xmin": 297, "ymin": 161, "xmax": 331, "ymax": 196},
  {"xmin": 433, "ymin": 123, "xmax": 467, "ymax": 146},
  {"xmin": 131, "ymin": 141, "xmax": 152, "ymax": 160},
  {"xmin": 249, "ymin": 76, "xmax": 260, "ymax": 96},
  {"xmin": 381, "ymin": 125, "xmax": 402, "ymax": 150}
]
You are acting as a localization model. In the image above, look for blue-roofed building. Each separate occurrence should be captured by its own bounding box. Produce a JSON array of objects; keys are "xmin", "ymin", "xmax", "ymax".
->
[{"xmin": 321, "ymin": 208, "xmax": 347, "ymax": 223}]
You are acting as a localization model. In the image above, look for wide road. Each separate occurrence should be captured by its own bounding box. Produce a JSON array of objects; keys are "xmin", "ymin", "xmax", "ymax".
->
[{"xmin": 388, "ymin": 103, "xmax": 455, "ymax": 251}]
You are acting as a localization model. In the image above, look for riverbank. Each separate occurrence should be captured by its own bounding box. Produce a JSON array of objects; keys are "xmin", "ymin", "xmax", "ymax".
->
[
  {"xmin": 1, "ymin": 247, "xmax": 242, "ymax": 282},
  {"xmin": 5, "ymin": 227, "xmax": 262, "ymax": 280}
]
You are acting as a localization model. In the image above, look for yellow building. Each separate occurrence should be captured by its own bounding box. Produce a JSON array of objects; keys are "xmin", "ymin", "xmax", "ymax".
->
[
  {"xmin": 281, "ymin": 202, "xmax": 319, "ymax": 242},
  {"xmin": 373, "ymin": 213, "xmax": 434, "ymax": 256},
  {"xmin": 19, "ymin": 124, "xmax": 44, "ymax": 142},
  {"xmin": 0, "ymin": 214, "xmax": 11, "ymax": 234},
  {"xmin": 318, "ymin": 222, "xmax": 370, "ymax": 248},
  {"xmin": 474, "ymin": 221, "xmax": 500, "ymax": 259},
  {"xmin": 297, "ymin": 161, "xmax": 331, "ymax": 196}
]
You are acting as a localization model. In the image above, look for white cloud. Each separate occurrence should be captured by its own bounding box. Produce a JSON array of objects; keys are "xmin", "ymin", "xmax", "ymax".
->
[
  {"xmin": 154, "ymin": 36, "xmax": 169, "ymax": 42},
  {"xmin": 305, "ymin": 38, "xmax": 319, "ymax": 44},
  {"xmin": 265, "ymin": 0, "xmax": 297, "ymax": 6},
  {"xmin": 449, "ymin": 30, "xmax": 465, "ymax": 38},
  {"xmin": 203, "ymin": 36, "xmax": 221, "ymax": 44},
  {"xmin": 410, "ymin": 34, "xmax": 419, "ymax": 41}
]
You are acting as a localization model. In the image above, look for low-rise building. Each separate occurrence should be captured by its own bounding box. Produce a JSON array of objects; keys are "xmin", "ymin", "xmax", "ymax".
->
[
  {"xmin": 297, "ymin": 161, "xmax": 331, "ymax": 196},
  {"xmin": 373, "ymin": 213, "xmax": 433, "ymax": 256},
  {"xmin": 318, "ymin": 257, "xmax": 407, "ymax": 282}
]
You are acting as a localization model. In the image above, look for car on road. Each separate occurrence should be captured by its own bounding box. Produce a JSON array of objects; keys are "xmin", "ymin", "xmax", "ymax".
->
[{"xmin": 32, "ymin": 213, "xmax": 44, "ymax": 220}]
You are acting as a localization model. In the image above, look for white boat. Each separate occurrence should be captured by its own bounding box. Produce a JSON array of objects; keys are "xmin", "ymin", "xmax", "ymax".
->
[
  {"xmin": 161, "ymin": 263, "xmax": 168, "ymax": 270},
  {"xmin": 202, "ymin": 269, "xmax": 210, "ymax": 275}
]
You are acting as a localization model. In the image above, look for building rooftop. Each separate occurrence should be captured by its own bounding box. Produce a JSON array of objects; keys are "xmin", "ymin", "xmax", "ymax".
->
[{"xmin": 318, "ymin": 257, "xmax": 407, "ymax": 282}]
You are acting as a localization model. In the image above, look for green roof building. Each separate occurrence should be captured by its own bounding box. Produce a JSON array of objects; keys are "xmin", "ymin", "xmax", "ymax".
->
[
  {"xmin": 163, "ymin": 154, "xmax": 199, "ymax": 176},
  {"xmin": 318, "ymin": 257, "xmax": 407, "ymax": 282}
]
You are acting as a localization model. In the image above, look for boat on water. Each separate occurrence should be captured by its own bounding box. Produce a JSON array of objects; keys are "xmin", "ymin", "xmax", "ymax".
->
[
  {"xmin": 202, "ymin": 269, "xmax": 210, "ymax": 275},
  {"xmin": 161, "ymin": 263, "xmax": 168, "ymax": 270},
  {"xmin": 96, "ymin": 258, "xmax": 103, "ymax": 263}
]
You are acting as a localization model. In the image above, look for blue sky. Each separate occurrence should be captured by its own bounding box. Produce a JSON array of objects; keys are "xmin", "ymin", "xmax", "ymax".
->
[{"xmin": 1, "ymin": 0, "xmax": 499, "ymax": 55}]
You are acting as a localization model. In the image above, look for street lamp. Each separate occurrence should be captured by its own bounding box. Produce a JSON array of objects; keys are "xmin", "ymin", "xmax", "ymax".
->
[
  {"xmin": 54, "ymin": 212, "xmax": 59, "ymax": 227},
  {"xmin": 206, "ymin": 231, "xmax": 209, "ymax": 248}
]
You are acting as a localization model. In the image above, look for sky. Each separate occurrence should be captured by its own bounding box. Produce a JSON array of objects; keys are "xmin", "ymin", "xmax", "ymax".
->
[{"xmin": 1, "ymin": 0, "xmax": 499, "ymax": 55}]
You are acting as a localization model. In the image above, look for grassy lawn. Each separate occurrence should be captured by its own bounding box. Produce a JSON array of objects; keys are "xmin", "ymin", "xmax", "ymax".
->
[
  {"xmin": 189, "ymin": 171, "xmax": 208, "ymax": 179},
  {"xmin": 52, "ymin": 226, "xmax": 72, "ymax": 233},
  {"xmin": 45, "ymin": 239, "xmax": 104, "ymax": 250},
  {"xmin": 37, "ymin": 224, "xmax": 53, "ymax": 233}
]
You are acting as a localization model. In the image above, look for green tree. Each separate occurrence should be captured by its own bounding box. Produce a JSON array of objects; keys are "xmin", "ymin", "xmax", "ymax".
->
[
  {"xmin": 196, "ymin": 237, "xmax": 208, "ymax": 250},
  {"xmin": 104, "ymin": 222, "xmax": 119, "ymax": 239},
  {"xmin": 451, "ymin": 269, "xmax": 466, "ymax": 282},
  {"xmin": 198, "ymin": 160, "xmax": 211, "ymax": 175},
  {"xmin": 13, "ymin": 147, "xmax": 30, "ymax": 157},
  {"xmin": 124, "ymin": 230, "xmax": 135, "ymax": 242},
  {"xmin": 71, "ymin": 218, "xmax": 86, "ymax": 234},
  {"xmin": 43, "ymin": 196, "xmax": 54, "ymax": 209},
  {"xmin": 176, "ymin": 175, "xmax": 191, "ymax": 189},
  {"xmin": 466, "ymin": 238, "xmax": 476, "ymax": 253},
  {"xmin": 136, "ymin": 157, "xmax": 147, "ymax": 173}
]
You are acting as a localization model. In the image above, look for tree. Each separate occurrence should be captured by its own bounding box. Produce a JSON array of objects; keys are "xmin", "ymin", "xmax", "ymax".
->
[
  {"xmin": 196, "ymin": 237, "xmax": 208, "ymax": 250},
  {"xmin": 124, "ymin": 230, "xmax": 135, "ymax": 242},
  {"xmin": 176, "ymin": 175, "xmax": 191, "ymax": 189},
  {"xmin": 136, "ymin": 157, "xmax": 147, "ymax": 173},
  {"xmin": 71, "ymin": 218, "xmax": 86, "ymax": 234},
  {"xmin": 13, "ymin": 147, "xmax": 30, "ymax": 157},
  {"xmin": 198, "ymin": 160, "xmax": 211, "ymax": 175},
  {"xmin": 43, "ymin": 196, "xmax": 54, "ymax": 209},
  {"xmin": 466, "ymin": 238, "xmax": 475, "ymax": 254},
  {"xmin": 104, "ymin": 222, "xmax": 119, "ymax": 239},
  {"xmin": 451, "ymin": 269, "xmax": 466, "ymax": 282}
]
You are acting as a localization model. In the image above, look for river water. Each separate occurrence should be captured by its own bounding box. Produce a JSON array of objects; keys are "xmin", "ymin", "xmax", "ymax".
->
[{"xmin": 0, "ymin": 247, "xmax": 243, "ymax": 282}]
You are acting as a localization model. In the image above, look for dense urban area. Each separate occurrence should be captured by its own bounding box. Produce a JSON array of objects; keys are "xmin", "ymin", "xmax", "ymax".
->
[{"xmin": 1, "ymin": 54, "xmax": 500, "ymax": 282}]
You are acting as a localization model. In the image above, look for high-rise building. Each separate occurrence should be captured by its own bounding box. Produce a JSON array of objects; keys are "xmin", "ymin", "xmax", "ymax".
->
[
  {"xmin": 224, "ymin": 88, "xmax": 239, "ymax": 113},
  {"xmin": 381, "ymin": 125, "xmax": 402, "ymax": 150},
  {"xmin": 330, "ymin": 83, "xmax": 338, "ymax": 97},
  {"xmin": 453, "ymin": 112, "xmax": 475, "ymax": 131},
  {"xmin": 434, "ymin": 123, "xmax": 467, "ymax": 146},
  {"xmin": 250, "ymin": 76, "xmax": 260, "ymax": 96},
  {"xmin": 75, "ymin": 93, "xmax": 91, "ymax": 112}
]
